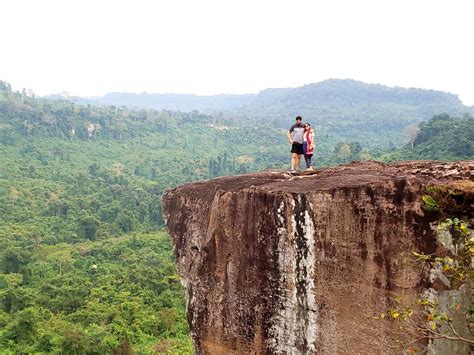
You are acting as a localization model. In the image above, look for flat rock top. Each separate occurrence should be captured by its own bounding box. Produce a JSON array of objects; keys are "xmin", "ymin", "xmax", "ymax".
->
[{"xmin": 166, "ymin": 161, "xmax": 474, "ymax": 200}]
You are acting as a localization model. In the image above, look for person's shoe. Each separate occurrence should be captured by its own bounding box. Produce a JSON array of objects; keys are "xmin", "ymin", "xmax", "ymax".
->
[{"xmin": 287, "ymin": 169, "xmax": 297, "ymax": 174}]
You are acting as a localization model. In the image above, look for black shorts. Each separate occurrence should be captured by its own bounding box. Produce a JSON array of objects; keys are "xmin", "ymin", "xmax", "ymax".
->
[{"xmin": 291, "ymin": 142, "xmax": 304, "ymax": 155}]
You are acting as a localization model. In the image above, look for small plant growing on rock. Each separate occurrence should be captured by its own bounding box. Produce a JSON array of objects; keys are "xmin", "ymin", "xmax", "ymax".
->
[{"xmin": 375, "ymin": 182, "xmax": 474, "ymax": 353}]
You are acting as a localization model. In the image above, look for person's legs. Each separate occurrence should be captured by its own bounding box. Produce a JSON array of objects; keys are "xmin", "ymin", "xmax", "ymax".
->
[
  {"xmin": 302, "ymin": 142, "xmax": 308, "ymax": 168},
  {"xmin": 290, "ymin": 153, "xmax": 297, "ymax": 170},
  {"xmin": 304, "ymin": 154, "xmax": 310, "ymax": 169},
  {"xmin": 298, "ymin": 143, "xmax": 305, "ymax": 171},
  {"xmin": 295, "ymin": 154, "xmax": 301, "ymax": 171}
]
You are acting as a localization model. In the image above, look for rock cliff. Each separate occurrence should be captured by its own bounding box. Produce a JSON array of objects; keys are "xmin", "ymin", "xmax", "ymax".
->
[{"xmin": 162, "ymin": 161, "xmax": 473, "ymax": 354}]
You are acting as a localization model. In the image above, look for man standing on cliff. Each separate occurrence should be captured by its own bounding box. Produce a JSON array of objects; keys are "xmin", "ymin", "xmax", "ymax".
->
[{"xmin": 287, "ymin": 116, "xmax": 305, "ymax": 173}]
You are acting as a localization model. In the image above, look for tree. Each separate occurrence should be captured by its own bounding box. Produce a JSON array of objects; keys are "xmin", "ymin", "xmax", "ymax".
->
[
  {"xmin": 339, "ymin": 143, "xmax": 352, "ymax": 162},
  {"xmin": 0, "ymin": 81, "xmax": 12, "ymax": 92},
  {"xmin": 47, "ymin": 249, "xmax": 74, "ymax": 276},
  {"xmin": 403, "ymin": 124, "xmax": 421, "ymax": 149},
  {"xmin": 23, "ymin": 121, "xmax": 34, "ymax": 139},
  {"xmin": 9, "ymin": 187, "xmax": 20, "ymax": 205},
  {"xmin": 77, "ymin": 215, "xmax": 101, "ymax": 241}
]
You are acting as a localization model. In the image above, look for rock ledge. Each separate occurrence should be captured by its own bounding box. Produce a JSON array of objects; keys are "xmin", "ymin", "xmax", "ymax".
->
[{"xmin": 162, "ymin": 160, "xmax": 473, "ymax": 354}]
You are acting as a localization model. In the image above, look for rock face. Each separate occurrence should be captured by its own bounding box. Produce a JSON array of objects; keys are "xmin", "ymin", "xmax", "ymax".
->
[{"xmin": 162, "ymin": 161, "xmax": 473, "ymax": 354}]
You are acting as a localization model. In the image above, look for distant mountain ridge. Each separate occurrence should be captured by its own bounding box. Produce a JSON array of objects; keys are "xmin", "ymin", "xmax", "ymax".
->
[
  {"xmin": 42, "ymin": 79, "xmax": 473, "ymax": 147},
  {"xmin": 64, "ymin": 79, "xmax": 471, "ymax": 119},
  {"xmin": 97, "ymin": 92, "xmax": 255, "ymax": 112}
]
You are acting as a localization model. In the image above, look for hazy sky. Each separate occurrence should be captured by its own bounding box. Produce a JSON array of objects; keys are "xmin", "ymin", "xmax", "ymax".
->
[{"xmin": 1, "ymin": 0, "xmax": 473, "ymax": 104}]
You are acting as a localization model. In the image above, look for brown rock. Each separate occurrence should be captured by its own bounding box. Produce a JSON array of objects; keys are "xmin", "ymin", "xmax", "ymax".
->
[{"xmin": 162, "ymin": 160, "xmax": 474, "ymax": 354}]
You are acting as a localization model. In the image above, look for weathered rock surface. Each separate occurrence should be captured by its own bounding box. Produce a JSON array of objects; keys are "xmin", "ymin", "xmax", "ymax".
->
[{"xmin": 162, "ymin": 161, "xmax": 473, "ymax": 354}]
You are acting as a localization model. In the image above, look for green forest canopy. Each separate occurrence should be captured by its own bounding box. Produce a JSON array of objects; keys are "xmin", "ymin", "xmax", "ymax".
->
[{"xmin": 378, "ymin": 113, "xmax": 473, "ymax": 161}]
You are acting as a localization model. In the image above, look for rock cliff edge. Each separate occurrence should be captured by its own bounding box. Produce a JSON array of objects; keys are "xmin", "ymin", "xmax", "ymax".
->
[{"xmin": 162, "ymin": 161, "xmax": 473, "ymax": 354}]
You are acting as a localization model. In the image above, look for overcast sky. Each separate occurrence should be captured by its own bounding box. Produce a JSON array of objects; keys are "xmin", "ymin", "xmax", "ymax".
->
[{"xmin": 1, "ymin": 0, "xmax": 473, "ymax": 104}]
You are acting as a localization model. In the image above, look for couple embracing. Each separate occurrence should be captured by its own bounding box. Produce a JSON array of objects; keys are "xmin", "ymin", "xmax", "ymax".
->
[{"xmin": 287, "ymin": 116, "xmax": 315, "ymax": 173}]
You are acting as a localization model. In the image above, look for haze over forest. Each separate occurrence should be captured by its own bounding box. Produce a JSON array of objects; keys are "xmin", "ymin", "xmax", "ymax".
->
[{"xmin": 55, "ymin": 79, "xmax": 473, "ymax": 115}]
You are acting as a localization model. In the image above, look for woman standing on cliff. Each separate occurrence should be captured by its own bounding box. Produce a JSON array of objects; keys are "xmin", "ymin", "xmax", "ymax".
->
[{"xmin": 303, "ymin": 123, "xmax": 315, "ymax": 170}]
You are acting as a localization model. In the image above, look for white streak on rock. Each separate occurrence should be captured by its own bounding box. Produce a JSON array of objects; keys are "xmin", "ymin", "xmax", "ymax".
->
[
  {"xmin": 268, "ymin": 197, "xmax": 319, "ymax": 354},
  {"xmin": 268, "ymin": 200, "xmax": 298, "ymax": 353},
  {"xmin": 302, "ymin": 207, "xmax": 318, "ymax": 352}
]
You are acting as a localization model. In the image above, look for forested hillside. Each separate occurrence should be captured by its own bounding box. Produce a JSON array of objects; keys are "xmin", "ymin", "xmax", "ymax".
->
[
  {"xmin": 0, "ymin": 83, "xmax": 200, "ymax": 352},
  {"xmin": 378, "ymin": 113, "xmax": 474, "ymax": 161},
  {"xmin": 70, "ymin": 79, "xmax": 473, "ymax": 147}
]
